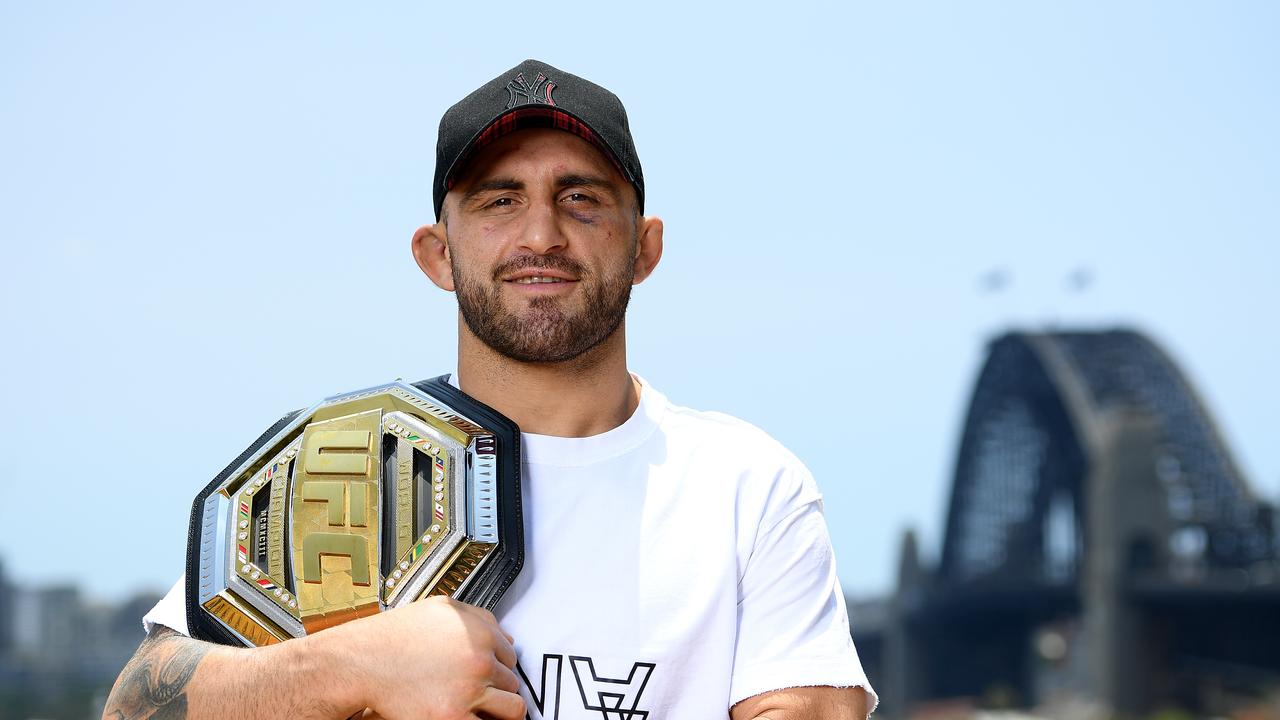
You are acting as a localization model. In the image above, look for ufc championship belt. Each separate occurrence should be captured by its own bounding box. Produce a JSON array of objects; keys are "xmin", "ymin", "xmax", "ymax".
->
[{"xmin": 184, "ymin": 376, "xmax": 523, "ymax": 646}]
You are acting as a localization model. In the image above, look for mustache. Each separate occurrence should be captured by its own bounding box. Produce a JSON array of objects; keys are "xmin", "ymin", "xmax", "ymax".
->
[{"xmin": 491, "ymin": 254, "xmax": 586, "ymax": 280}]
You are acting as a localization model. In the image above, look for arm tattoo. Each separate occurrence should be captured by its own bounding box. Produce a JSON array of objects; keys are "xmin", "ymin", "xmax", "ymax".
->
[{"xmin": 104, "ymin": 627, "xmax": 211, "ymax": 720}]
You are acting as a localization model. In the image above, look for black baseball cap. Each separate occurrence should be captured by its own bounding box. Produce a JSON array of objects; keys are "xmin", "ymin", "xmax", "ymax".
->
[{"xmin": 433, "ymin": 59, "xmax": 645, "ymax": 220}]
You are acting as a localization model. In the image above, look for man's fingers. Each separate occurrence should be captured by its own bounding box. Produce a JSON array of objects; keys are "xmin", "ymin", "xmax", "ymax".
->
[
  {"xmin": 492, "ymin": 628, "xmax": 517, "ymax": 669},
  {"xmin": 455, "ymin": 601, "xmax": 517, "ymax": 643},
  {"xmin": 474, "ymin": 686, "xmax": 527, "ymax": 720},
  {"xmin": 423, "ymin": 597, "xmax": 516, "ymax": 665},
  {"xmin": 491, "ymin": 660, "xmax": 521, "ymax": 694}
]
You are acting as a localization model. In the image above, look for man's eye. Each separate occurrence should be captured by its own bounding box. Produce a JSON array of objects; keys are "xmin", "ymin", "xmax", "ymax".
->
[
  {"xmin": 490, "ymin": 197, "xmax": 514, "ymax": 207},
  {"xmin": 564, "ymin": 192, "xmax": 594, "ymax": 204}
]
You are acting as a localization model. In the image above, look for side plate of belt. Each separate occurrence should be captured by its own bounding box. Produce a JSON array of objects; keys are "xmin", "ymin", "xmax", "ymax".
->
[{"xmin": 184, "ymin": 375, "xmax": 523, "ymax": 647}]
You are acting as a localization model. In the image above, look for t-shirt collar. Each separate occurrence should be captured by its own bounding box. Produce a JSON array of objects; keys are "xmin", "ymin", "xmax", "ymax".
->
[{"xmin": 447, "ymin": 372, "xmax": 664, "ymax": 467}]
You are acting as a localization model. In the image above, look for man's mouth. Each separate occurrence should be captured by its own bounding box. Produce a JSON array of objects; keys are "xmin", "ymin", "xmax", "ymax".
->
[
  {"xmin": 497, "ymin": 257, "xmax": 583, "ymax": 287},
  {"xmin": 512, "ymin": 276, "xmax": 570, "ymax": 285}
]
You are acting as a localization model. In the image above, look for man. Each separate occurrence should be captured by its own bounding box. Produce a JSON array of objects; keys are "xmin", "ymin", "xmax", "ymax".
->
[{"xmin": 105, "ymin": 59, "xmax": 876, "ymax": 720}]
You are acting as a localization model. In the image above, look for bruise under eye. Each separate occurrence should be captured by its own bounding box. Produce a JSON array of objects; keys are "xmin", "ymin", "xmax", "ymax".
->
[{"xmin": 565, "ymin": 204, "xmax": 597, "ymax": 224}]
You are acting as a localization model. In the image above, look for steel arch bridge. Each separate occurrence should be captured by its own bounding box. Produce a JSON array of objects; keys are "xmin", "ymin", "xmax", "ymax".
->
[{"xmin": 866, "ymin": 329, "xmax": 1280, "ymax": 718}]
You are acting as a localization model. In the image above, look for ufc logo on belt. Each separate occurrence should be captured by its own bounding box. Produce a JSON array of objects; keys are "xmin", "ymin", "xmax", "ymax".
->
[{"xmin": 300, "ymin": 429, "xmax": 375, "ymax": 587}]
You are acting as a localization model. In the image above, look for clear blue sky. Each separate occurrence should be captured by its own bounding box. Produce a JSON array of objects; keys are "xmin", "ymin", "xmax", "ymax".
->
[{"xmin": 2, "ymin": 2, "xmax": 1277, "ymax": 602}]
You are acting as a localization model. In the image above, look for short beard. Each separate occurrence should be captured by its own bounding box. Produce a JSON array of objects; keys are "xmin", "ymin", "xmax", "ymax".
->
[{"xmin": 452, "ymin": 250, "xmax": 635, "ymax": 364}]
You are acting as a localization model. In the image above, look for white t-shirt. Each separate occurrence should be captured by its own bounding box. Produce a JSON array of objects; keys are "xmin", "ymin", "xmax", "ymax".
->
[{"xmin": 144, "ymin": 378, "xmax": 877, "ymax": 717}]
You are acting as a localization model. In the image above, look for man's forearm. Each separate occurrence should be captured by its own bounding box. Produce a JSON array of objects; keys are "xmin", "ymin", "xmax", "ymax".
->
[
  {"xmin": 730, "ymin": 685, "xmax": 872, "ymax": 720},
  {"xmin": 103, "ymin": 627, "xmax": 360, "ymax": 720}
]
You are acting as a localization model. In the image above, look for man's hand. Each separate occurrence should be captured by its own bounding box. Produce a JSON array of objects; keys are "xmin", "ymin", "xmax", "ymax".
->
[
  {"xmin": 329, "ymin": 595, "xmax": 525, "ymax": 720},
  {"xmin": 103, "ymin": 595, "xmax": 525, "ymax": 720}
]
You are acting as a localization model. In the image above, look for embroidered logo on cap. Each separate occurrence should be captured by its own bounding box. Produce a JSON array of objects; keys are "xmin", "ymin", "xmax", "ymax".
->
[{"xmin": 505, "ymin": 72, "xmax": 557, "ymax": 109}]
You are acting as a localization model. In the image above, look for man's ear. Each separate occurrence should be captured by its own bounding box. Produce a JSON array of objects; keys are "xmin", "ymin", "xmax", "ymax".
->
[
  {"xmin": 411, "ymin": 223, "xmax": 454, "ymax": 291},
  {"xmin": 632, "ymin": 215, "xmax": 664, "ymax": 285}
]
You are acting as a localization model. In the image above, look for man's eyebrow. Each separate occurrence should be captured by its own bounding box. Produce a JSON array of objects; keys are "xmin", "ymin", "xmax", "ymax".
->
[
  {"xmin": 461, "ymin": 178, "xmax": 523, "ymax": 204},
  {"xmin": 556, "ymin": 174, "xmax": 619, "ymax": 193}
]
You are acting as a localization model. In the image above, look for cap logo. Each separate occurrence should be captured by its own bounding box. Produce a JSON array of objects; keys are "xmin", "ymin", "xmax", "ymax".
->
[{"xmin": 505, "ymin": 72, "xmax": 557, "ymax": 110}]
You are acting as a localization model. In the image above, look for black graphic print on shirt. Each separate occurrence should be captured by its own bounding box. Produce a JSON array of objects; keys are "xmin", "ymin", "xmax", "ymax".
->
[{"xmin": 518, "ymin": 654, "xmax": 656, "ymax": 720}]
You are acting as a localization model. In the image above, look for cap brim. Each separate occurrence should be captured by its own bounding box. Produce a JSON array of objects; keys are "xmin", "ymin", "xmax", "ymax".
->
[{"xmin": 442, "ymin": 105, "xmax": 633, "ymax": 198}]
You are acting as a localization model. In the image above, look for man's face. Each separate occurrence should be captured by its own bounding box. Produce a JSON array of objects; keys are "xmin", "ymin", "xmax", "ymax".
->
[{"xmin": 442, "ymin": 128, "xmax": 641, "ymax": 364}]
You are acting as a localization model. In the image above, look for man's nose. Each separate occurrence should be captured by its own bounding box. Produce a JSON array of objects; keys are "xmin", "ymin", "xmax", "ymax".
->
[{"xmin": 518, "ymin": 198, "xmax": 567, "ymax": 255}]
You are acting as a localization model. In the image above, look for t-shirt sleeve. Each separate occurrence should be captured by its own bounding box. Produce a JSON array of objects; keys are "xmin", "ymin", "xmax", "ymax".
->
[
  {"xmin": 142, "ymin": 576, "xmax": 191, "ymax": 637},
  {"xmin": 729, "ymin": 463, "xmax": 879, "ymax": 713}
]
